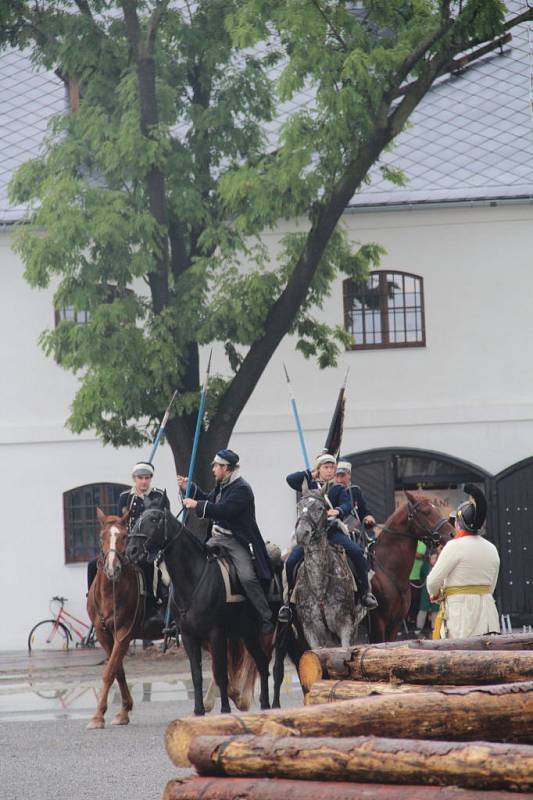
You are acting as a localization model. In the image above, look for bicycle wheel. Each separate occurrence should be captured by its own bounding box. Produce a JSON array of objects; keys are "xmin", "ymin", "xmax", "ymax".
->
[{"xmin": 27, "ymin": 619, "xmax": 71, "ymax": 653}]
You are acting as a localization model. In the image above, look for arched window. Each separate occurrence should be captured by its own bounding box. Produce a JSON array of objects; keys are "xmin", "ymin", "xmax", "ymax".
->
[
  {"xmin": 343, "ymin": 271, "xmax": 426, "ymax": 350},
  {"xmin": 63, "ymin": 482, "xmax": 129, "ymax": 564}
]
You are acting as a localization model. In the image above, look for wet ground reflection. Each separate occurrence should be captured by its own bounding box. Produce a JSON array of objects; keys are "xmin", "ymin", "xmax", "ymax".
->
[{"xmin": 0, "ymin": 668, "xmax": 302, "ymax": 722}]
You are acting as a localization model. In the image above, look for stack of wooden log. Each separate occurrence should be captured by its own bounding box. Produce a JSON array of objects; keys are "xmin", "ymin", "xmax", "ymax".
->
[{"xmin": 163, "ymin": 632, "xmax": 533, "ymax": 799}]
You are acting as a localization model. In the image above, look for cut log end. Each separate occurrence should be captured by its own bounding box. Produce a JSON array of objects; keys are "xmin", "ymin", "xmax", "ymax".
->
[{"xmin": 299, "ymin": 650, "xmax": 325, "ymax": 693}]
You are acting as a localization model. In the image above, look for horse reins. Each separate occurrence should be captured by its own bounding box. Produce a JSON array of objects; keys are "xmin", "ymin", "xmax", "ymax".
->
[{"xmin": 379, "ymin": 499, "xmax": 450, "ymax": 546}]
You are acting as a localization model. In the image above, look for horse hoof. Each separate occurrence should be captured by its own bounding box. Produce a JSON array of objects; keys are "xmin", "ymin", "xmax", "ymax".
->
[
  {"xmin": 260, "ymin": 703, "xmax": 270, "ymax": 710},
  {"xmin": 272, "ymin": 701, "xmax": 280, "ymax": 709},
  {"xmin": 194, "ymin": 709, "xmax": 205, "ymax": 716},
  {"xmin": 111, "ymin": 716, "xmax": 130, "ymax": 726},
  {"xmin": 221, "ymin": 705, "xmax": 231, "ymax": 714},
  {"xmin": 86, "ymin": 718, "xmax": 105, "ymax": 730}
]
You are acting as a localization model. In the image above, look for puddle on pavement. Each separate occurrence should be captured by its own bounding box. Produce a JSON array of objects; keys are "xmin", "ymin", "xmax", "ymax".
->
[{"xmin": 0, "ymin": 671, "xmax": 302, "ymax": 722}]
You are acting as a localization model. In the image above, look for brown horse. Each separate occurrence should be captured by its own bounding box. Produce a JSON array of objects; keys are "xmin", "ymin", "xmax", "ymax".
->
[
  {"xmin": 86, "ymin": 508, "xmax": 162, "ymax": 729},
  {"xmin": 369, "ymin": 490, "xmax": 454, "ymax": 643}
]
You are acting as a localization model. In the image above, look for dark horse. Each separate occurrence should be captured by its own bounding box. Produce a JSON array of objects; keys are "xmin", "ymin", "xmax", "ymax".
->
[
  {"xmin": 126, "ymin": 500, "xmax": 271, "ymax": 715},
  {"xmin": 369, "ymin": 490, "xmax": 454, "ymax": 642},
  {"xmin": 86, "ymin": 508, "xmax": 163, "ymax": 729}
]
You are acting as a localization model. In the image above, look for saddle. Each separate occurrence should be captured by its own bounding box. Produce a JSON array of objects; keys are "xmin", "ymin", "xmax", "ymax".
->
[{"xmin": 205, "ymin": 539, "xmax": 246, "ymax": 604}]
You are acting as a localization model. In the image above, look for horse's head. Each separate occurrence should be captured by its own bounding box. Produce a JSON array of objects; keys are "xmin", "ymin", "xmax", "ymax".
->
[
  {"xmin": 126, "ymin": 503, "xmax": 168, "ymax": 564},
  {"xmin": 96, "ymin": 507, "xmax": 130, "ymax": 581},
  {"xmin": 295, "ymin": 485, "xmax": 329, "ymax": 546},
  {"xmin": 404, "ymin": 490, "xmax": 454, "ymax": 546}
]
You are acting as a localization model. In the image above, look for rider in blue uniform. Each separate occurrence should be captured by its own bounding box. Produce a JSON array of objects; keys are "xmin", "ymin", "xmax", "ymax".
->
[{"xmin": 279, "ymin": 453, "xmax": 378, "ymax": 620}]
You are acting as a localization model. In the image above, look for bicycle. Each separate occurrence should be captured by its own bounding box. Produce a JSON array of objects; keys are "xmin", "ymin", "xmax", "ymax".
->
[{"xmin": 27, "ymin": 596, "xmax": 96, "ymax": 653}]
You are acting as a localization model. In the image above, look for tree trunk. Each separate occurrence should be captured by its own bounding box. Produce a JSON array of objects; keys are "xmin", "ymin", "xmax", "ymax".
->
[
  {"xmin": 188, "ymin": 734, "xmax": 533, "ymax": 791},
  {"xmin": 165, "ymin": 681, "xmax": 533, "ymax": 766},
  {"xmin": 305, "ymin": 679, "xmax": 458, "ymax": 705},
  {"xmin": 370, "ymin": 633, "xmax": 533, "ymax": 651},
  {"xmin": 299, "ymin": 646, "xmax": 533, "ymax": 686},
  {"xmin": 163, "ymin": 776, "xmax": 525, "ymax": 800}
]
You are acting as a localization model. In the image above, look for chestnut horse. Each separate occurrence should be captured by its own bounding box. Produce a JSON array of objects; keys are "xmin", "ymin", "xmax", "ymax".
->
[
  {"xmin": 86, "ymin": 508, "xmax": 163, "ymax": 729},
  {"xmin": 369, "ymin": 490, "xmax": 454, "ymax": 642}
]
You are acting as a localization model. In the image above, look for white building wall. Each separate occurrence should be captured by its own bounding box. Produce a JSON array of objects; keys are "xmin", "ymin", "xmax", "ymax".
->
[{"xmin": 2, "ymin": 201, "xmax": 533, "ymax": 649}]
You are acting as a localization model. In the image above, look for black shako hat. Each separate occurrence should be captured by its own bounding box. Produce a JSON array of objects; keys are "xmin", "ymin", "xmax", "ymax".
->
[
  {"xmin": 212, "ymin": 449, "xmax": 240, "ymax": 467},
  {"xmin": 456, "ymin": 483, "xmax": 487, "ymax": 533}
]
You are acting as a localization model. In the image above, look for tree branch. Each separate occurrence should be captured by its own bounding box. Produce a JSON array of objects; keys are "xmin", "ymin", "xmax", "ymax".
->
[
  {"xmin": 146, "ymin": 0, "xmax": 170, "ymax": 56},
  {"xmin": 206, "ymin": 133, "xmax": 389, "ymax": 448},
  {"xmin": 308, "ymin": 0, "xmax": 347, "ymax": 51},
  {"xmin": 392, "ymin": 32, "xmax": 512, "ymax": 99}
]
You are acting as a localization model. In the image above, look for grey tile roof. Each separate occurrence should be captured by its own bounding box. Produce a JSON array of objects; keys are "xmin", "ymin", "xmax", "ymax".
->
[
  {"xmin": 1, "ymin": 2, "xmax": 533, "ymax": 222},
  {"xmin": 352, "ymin": 3, "xmax": 533, "ymax": 207},
  {"xmin": 0, "ymin": 50, "xmax": 65, "ymax": 223}
]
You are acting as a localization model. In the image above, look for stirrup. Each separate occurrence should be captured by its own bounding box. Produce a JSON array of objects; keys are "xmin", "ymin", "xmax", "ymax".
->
[{"xmin": 277, "ymin": 604, "xmax": 292, "ymax": 624}]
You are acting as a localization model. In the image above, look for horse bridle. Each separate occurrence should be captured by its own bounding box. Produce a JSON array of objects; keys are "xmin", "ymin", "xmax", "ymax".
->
[
  {"xmin": 296, "ymin": 493, "xmax": 331, "ymax": 537},
  {"xmin": 128, "ymin": 508, "xmax": 177, "ymax": 565},
  {"xmin": 99, "ymin": 525, "xmax": 129, "ymax": 578},
  {"xmin": 382, "ymin": 498, "xmax": 450, "ymax": 545}
]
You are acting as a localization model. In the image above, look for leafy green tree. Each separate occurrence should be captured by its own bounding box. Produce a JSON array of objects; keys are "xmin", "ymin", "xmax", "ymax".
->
[{"xmin": 5, "ymin": 0, "xmax": 530, "ymax": 484}]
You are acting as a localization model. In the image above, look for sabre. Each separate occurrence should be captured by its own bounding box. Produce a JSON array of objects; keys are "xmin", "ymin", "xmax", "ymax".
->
[
  {"xmin": 147, "ymin": 390, "xmax": 178, "ymax": 464},
  {"xmin": 283, "ymin": 363, "xmax": 311, "ymax": 470}
]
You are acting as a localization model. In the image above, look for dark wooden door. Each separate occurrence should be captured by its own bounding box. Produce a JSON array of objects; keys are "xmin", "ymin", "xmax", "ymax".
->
[{"xmin": 492, "ymin": 458, "xmax": 533, "ymax": 623}]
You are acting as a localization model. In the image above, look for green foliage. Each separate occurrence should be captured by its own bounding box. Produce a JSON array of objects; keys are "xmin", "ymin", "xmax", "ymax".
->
[{"xmin": 5, "ymin": 0, "xmax": 515, "ymax": 457}]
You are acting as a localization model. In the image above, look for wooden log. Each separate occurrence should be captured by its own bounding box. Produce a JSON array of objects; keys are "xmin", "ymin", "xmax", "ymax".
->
[
  {"xmin": 165, "ymin": 680, "xmax": 533, "ymax": 766},
  {"xmin": 299, "ymin": 646, "xmax": 533, "ymax": 686},
  {"xmin": 163, "ymin": 776, "xmax": 532, "ymax": 800},
  {"xmin": 188, "ymin": 734, "xmax": 533, "ymax": 791},
  {"xmin": 305, "ymin": 679, "xmax": 459, "ymax": 705},
  {"xmin": 372, "ymin": 633, "xmax": 533, "ymax": 651}
]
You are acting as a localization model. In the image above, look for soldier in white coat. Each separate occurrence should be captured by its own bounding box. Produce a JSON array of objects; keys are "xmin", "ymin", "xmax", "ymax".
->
[{"xmin": 427, "ymin": 484, "xmax": 500, "ymax": 639}]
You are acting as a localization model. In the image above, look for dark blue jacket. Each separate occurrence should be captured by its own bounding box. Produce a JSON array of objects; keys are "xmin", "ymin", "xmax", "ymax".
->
[
  {"xmin": 347, "ymin": 484, "xmax": 372, "ymax": 522},
  {"xmin": 118, "ymin": 488, "xmax": 169, "ymax": 533},
  {"xmin": 286, "ymin": 470, "xmax": 352, "ymax": 519},
  {"xmin": 189, "ymin": 476, "xmax": 273, "ymax": 581}
]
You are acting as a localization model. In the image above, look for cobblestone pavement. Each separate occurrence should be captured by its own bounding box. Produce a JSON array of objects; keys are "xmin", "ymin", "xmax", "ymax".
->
[{"xmin": 0, "ymin": 643, "xmax": 303, "ymax": 800}]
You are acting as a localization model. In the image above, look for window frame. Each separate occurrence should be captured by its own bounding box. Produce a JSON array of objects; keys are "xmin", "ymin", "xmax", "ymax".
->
[
  {"xmin": 343, "ymin": 270, "xmax": 426, "ymax": 351},
  {"xmin": 63, "ymin": 482, "xmax": 130, "ymax": 564}
]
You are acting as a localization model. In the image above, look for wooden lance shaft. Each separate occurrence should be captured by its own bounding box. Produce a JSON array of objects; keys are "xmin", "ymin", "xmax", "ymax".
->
[
  {"xmin": 163, "ymin": 776, "xmax": 528, "ymax": 800},
  {"xmin": 165, "ymin": 680, "xmax": 533, "ymax": 766},
  {"xmin": 188, "ymin": 734, "xmax": 533, "ymax": 791}
]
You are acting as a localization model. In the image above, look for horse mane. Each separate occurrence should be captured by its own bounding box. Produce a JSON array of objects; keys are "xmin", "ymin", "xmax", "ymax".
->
[{"xmin": 165, "ymin": 509, "xmax": 207, "ymax": 555}]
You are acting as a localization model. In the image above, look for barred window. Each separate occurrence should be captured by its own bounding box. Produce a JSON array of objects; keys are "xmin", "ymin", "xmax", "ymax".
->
[
  {"xmin": 55, "ymin": 306, "xmax": 90, "ymax": 325},
  {"xmin": 63, "ymin": 483, "xmax": 129, "ymax": 564},
  {"xmin": 343, "ymin": 271, "xmax": 425, "ymax": 350}
]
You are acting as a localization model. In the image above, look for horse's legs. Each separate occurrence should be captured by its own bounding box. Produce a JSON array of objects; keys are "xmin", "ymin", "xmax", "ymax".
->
[
  {"xmin": 87, "ymin": 633, "xmax": 130, "ymax": 729},
  {"xmin": 87, "ymin": 626, "xmax": 114, "ymax": 729},
  {"xmin": 242, "ymin": 631, "xmax": 270, "ymax": 711},
  {"xmin": 111, "ymin": 649, "xmax": 134, "ymax": 726},
  {"xmin": 203, "ymin": 677, "xmax": 217, "ymax": 712},
  {"xmin": 368, "ymin": 611, "xmax": 386, "ymax": 644},
  {"xmin": 272, "ymin": 623, "xmax": 290, "ymax": 708},
  {"xmin": 182, "ymin": 633, "xmax": 205, "ymax": 716},
  {"xmin": 210, "ymin": 628, "xmax": 231, "ymax": 714}
]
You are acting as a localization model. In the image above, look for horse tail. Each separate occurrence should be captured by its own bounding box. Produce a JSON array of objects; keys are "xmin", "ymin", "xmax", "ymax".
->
[{"xmin": 227, "ymin": 639, "xmax": 257, "ymax": 711}]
